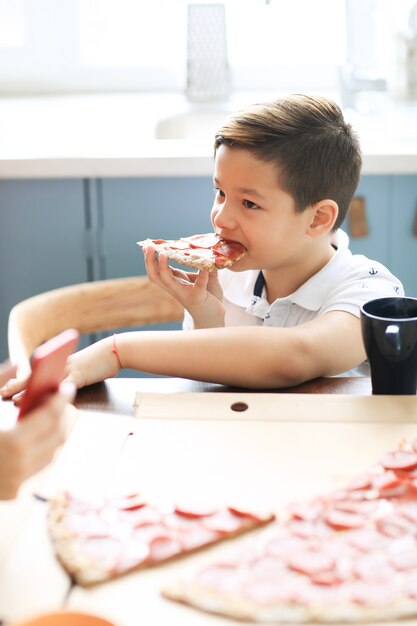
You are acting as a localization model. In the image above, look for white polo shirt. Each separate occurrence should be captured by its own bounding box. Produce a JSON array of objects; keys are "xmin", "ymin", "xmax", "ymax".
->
[{"xmin": 183, "ymin": 231, "xmax": 404, "ymax": 376}]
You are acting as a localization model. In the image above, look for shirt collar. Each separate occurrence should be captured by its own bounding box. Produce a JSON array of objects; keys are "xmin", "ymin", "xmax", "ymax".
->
[{"xmin": 223, "ymin": 230, "xmax": 351, "ymax": 316}]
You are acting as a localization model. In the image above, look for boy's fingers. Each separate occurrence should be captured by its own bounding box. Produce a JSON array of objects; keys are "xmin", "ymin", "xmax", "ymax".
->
[
  {"xmin": 0, "ymin": 375, "xmax": 29, "ymax": 399},
  {"xmin": 194, "ymin": 269, "xmax": 209, "ymax": 291},
  {"xmin": 0, "ymin": 361, "xmax": 17, "ymax": 388}
]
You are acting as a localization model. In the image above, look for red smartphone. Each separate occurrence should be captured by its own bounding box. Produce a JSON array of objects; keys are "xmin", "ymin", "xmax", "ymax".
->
[{"xmin": 18, "ymin": 328, "xmax": 80, "ymax": 420}]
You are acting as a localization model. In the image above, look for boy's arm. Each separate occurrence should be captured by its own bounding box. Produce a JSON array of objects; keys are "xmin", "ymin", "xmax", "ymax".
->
[
  {"xmin": 63, "ymin": 310, "xmax": 363, "ymax": 390},
  {"xmin": 118, "ymin": 311, "xmax": 364, "ymax": 388}
]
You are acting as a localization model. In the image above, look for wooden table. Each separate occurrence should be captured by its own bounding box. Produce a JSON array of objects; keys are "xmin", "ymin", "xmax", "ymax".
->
[
  {"xmin": 5, "ymin": 374, "xmax": 417, "ymax": 626},
  {"xmin": 74, "ymin": 375, "xmax": 373, "ymax": 416}
]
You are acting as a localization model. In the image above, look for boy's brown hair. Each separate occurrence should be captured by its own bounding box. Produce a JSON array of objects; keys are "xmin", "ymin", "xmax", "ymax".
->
[{"xmin": 214, "ymin": 94, "xmax": 362, "ymax": 230}]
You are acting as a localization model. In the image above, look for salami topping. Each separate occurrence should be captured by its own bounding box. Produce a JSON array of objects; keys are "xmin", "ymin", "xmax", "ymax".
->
[
  {"xmin": 324, "ymin": 508, "xmax": 367, "ymax": 530},
  {"xmin": 288, "ymin": 550, "xmax": 335, "ymax": 576},
  {"xmin": 202, "ymin": 510, "xmax": 245, "ymax": 533},
  {"xmin": 227, "ymin": 506, "xmax": 275, "ymax": 522},
  {"xmin": 372, "ymin": 471, "xmax": 407, "ymax": 498},
  {"xmin": 174, "ymin": 504, "xmax": 218, "ymax": 519},
  {"xmin": 381, "ymin": 450, "xmax": 417, "ymax": 471},
  {"xmin": 149, "ymin": 536, "xmax": 182, "ymax": 562},
  {"xmin": 116, "ymin": 493, "xmax": 147, "ymax": 511}
]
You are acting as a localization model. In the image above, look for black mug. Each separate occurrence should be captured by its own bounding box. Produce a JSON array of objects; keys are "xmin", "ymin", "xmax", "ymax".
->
[{"xmin": 360, "ymin": 297, "xmax": 417, "ymax": 395}]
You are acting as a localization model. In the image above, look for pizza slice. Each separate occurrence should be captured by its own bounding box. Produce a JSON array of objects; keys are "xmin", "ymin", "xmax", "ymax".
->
[
  {"xmin": 138, "ymin": 233, "xmax": 247, "ymax": 271},
  {"xmin": 47, "ymin": 491, "xmax": 275, "ymax": 586},
  {"xmin": 163, "ymin": 441, "xmax": 417, "ymax": 623}
]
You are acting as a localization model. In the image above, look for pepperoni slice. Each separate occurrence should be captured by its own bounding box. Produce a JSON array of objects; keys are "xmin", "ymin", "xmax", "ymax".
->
[
  {"xmin": 227, "ymin": 506, "xmax": 275, "ymax": 522},
  {"xmin": 185, "ymin": 233, "xmax": 220, "ymax": 249},
  {"xmin": 80, "ymin": 536, "xmax": 122, "ymax": 565},
  {"xmin": 324, "ymin": 508, "xmax": 367, "ymax": 530},
  {"xmin": 353, "ymin": 554, "xmax": 395, "ymax": 583},
  {"xmin": 148, "ymin": 536, "xmax": 182, "ymax": 562},
  {"xmin": 389, "ymin": 546, "xmax": 417, "ymax": 571},
  {"xmin": 124, "ymin": 506, "xmax": 162, "ymax": 528},
  {"xmin": 288, "ymin": 550, "xmax": 335, "ymax": 576},
  {"xmin": 114, "ymin": 540, "xmax": 149, "ymax": 572},
  {"xmin": 310, "ymin": 570, "xmax": 343, "ymax": 586},
  {"xmin": 347, "ymin": 528, "xmax": 389, "ymax": 552},
  {"xmin": 381, "ymin": 450, "xmax": 417, "ymax": 471},
  {"xmin": 399, "ymin": 501, "xmax": 417, "ymax": 524},
  {"xmin": 287, "ymin": 519, "xmax": 330, "ymax": 539},
  {"xmin": 346, "ymin": 474, "xmax": 373, "ymax": 491},
  {"xmin": 372, "ymin": 471, "xmax": 407, "ymax": 498},
  {"xmin": 150, "ymin": 239, "xmax": 190, "ymax": 250},
  {"xmin": 212, "ymin": 239, "xmax": 246, "ymax": 261},
  {"xmin": 173, "ymin": 503, "xmax": 218, "ymax": 519},
  {"xmin": 332, "ymin": 499, "xmax": 378, "ymax": 516},
  {"xmin": 287, "ymin": 500, "xmax": 323, "ymax": 522},
  {"xmin": 266, "ymin": 535, "xmax": 307, "ymax": 561},
  {"xmin": 376, "ymin": 513, "xmax": 416, "ymax": 538},
  {"xmin": 201, "ymin": 510, "xmax": 245, "ymax": 533},
  {"xmin": 178, "ymin": 526, "xmax": 220, "ymax": 551},
  {"xmin": 116, "ymin": 493, "xmax": 147, "ymax": 511}
]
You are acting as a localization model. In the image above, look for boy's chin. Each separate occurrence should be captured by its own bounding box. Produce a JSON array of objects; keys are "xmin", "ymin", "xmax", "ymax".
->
[{"xmin": 226, "ymin": 260, "xmax": 251, "ymax": 273}]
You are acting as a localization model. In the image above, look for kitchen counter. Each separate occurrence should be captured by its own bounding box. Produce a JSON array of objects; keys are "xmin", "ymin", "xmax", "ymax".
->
[{"xmin": 1, "ymin": 93, "xmax": 417, "ymax": 178}]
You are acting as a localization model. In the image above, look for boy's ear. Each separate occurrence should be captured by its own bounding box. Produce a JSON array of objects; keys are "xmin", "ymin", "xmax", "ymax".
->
[{"xmin": 307, "ymin": 199, "xmax": 338, "ymax": 237}]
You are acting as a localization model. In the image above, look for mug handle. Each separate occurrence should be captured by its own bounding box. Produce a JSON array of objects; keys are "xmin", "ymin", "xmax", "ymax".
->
[{"xmin": 385, "ymin": 324, "xmax": 401, "ymax": 355}]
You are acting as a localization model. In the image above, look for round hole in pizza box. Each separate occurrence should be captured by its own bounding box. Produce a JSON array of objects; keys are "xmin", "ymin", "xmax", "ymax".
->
[
  {"xmin": 230, "ymin": 401, "xmax": 248, "ymax": 412},
  {"xmin": 11, "ymin": 612, "xmax": 115, "ymax": 626}
]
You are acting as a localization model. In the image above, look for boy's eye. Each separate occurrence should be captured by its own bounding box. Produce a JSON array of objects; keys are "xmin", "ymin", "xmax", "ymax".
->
[
  {"xmin": 214, "ymin": 188, "xmax": 225, "ymax": 198},
  {"xmin": 243, "ymin": 199, "xmax": 259, "ymax": 209}
]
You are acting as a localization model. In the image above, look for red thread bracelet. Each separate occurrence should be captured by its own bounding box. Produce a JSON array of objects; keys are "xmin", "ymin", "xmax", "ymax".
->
[{"xmin": 112, "ymin": 334, "xmax": 123, "ymax": 369}]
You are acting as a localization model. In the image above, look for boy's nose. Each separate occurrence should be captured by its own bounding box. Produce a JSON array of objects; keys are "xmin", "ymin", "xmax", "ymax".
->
[{"xmin": 212, "ymin": 202, "xmax": 236, "ymax": 231}]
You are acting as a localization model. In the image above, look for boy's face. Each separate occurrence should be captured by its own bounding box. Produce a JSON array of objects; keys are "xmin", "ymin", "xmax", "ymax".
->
[{"xmin": 211, "ymin": 145, "xmax": 315, "ymax": 272}]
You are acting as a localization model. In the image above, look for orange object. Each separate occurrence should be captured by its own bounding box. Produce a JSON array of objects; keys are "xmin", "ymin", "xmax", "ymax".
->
[{"xmin": 12, "ymin": 611, "xmax": 115, "ymax": 626}]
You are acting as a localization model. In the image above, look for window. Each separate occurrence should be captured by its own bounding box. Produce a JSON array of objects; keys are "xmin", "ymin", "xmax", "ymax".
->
[{"xmin": 0, "ymin": 0, "xmax": 409, "ymax": 96}]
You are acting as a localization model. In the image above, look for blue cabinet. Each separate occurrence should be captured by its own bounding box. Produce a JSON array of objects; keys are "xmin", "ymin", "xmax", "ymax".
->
[
  {"xmin": 100, "ymin": 177, "xmax": 214, "ymax": 279},
  {"xmin": 0, "ymin": 179, "xmax": 88, "ymax": 360},
  {"xmin": 391, "ymin": 175, "xmax": 417, "ymax": 296},
  {"xmin": 345, "ymin": 174, "xmax": 417, "ymax": 296}
]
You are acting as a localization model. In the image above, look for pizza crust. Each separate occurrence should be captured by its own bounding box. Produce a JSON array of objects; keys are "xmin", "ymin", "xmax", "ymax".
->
[{"xmin": 162, "ymin": 579, "xmax": 417, "ymax": 623}]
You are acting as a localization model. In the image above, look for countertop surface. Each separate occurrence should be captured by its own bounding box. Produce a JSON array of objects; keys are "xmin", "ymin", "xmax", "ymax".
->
[{"xmin": 1, "ymin": 92, "xmax": 417, "ymax": 179}]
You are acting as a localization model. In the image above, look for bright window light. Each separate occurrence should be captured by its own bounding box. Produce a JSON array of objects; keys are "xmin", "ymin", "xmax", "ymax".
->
[{"xmin": 0, "ymin": 0, "xmax": 405, "ymax": 96}]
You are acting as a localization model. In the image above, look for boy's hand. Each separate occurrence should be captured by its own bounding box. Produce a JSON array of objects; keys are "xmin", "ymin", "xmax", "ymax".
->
[
  {"xmin": 144, "ymin": 246, "xmax": 225, "ymax": 328},
  {"xmin": 0, "ymin": 361, "xmax": 17, "ymax": 388},
  {"xmin": 64, "ymin": 337, "xmax": 120, "ymax": 390},
  {"xmin": 0, "ymin": 337, "xmax": 119, "ymax": 402}
]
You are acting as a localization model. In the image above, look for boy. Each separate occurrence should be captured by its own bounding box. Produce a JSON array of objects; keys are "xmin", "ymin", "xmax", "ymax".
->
[{"xmin": 1, "ymin": 95, "xmax": 403, "ymax": 392}]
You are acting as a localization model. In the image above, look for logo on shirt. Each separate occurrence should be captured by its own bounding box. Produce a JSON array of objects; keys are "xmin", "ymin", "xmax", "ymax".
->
[
  {"xmin": 368, "ymin": 267, "xmax": 378, "ymax": 276},
  {"xmin": 393, "ymin": 285, "xmax": 401, "ymax": 294}
]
